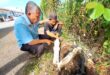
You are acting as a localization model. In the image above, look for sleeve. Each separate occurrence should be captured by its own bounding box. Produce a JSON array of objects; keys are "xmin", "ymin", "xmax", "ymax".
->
[
  {"xmin": 34, "ymin": 22, "xmax": 40, "ymax": 32},
  {"xmin": 14, "ymin": 23, "xmax": 33, "ymax": 44},
  {"xmin": 44, "ymin": 22, "xmax": 50, "ymax": 31},
  {"xmin": 57, "ymin": 24, "xmax": 62, "ymax": 36},
  {"xmin": 34, "ymin": 22, "xmax": 40, "ymax": 27}
]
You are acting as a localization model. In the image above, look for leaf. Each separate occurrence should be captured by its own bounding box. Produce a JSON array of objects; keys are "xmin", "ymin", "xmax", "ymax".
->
[
  {"xmin": 86, "ymin": 2, "xmax": 97, "ymax": 9},
  {"xmin": 103, "ymin": 8, "xmax": 110, "ymax": 21},
  {"xmin": 103, "ymin": 40, "xmax": 110, "ymax": 54},
  {"xmin": 105, "ymin": 48, "xmax": 110, "ymax": 54},
  {"xmin": 103, "ymin": 40, "xmax": 108, "ymax": 49},
  {"xmin": 90, "ymin": 3, "xmax": 104, "ymax": 19}
]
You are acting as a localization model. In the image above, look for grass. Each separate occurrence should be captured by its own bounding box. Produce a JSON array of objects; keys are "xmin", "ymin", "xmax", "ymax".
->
[{"xmin": 23, "ymin": 51, "xmax": 53, "ymax": 75}]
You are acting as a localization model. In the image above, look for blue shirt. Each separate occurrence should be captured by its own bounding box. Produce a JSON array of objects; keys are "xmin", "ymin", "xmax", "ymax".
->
[{"xmin": 14, "ymin": 15, "xmax": 40, "ymax": 48}]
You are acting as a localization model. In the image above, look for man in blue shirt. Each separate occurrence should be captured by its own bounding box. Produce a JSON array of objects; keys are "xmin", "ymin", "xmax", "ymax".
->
[{"xmin": 14, "ymin": 1, "xmax": 52, "ymax": 57}]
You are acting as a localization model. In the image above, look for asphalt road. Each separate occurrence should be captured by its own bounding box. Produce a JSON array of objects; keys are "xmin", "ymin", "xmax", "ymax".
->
[
  {"xmin": 0, "ymin": 22, "xmax": 29, "ymax": 75},
  {"xmin": 0, "ymin": 21, "xmax": 14, "ymax": 29}
]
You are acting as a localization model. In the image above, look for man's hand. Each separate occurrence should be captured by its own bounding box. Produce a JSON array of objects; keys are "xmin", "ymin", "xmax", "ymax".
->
[
  {"xmin": 55, "ymin": 33, "xmax": 59, "ymax": 36},
  {"xmin": 54, "ymin": 33, "xmax": 59, "ymax": 39},
  {"xmin": 58, "ymin": 21, "xmax": 63, "ymax": 25},
  {"xmin": 44, "ymin": 39, "xmax": 53, "ymax": 45}
]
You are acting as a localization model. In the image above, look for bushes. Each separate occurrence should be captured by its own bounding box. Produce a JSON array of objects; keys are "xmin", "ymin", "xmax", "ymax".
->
[
  {"xmin": 86, "ymin": 1, "xmax": 110, "ymax": 53},
  {"xmin": 40, "ymin": 0, "xmax": 60, "ymax": 17},
  {"xmin": 40, "ymin": 0, "xmax": 110, "ymax": 53}
]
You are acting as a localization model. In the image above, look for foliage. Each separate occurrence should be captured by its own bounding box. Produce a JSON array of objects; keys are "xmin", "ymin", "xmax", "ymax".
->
[
  {"xmin": 103, "ymin": 40, "xmax": 110, "ymax": 54},
  {"xmin": 86, "ymin": 1, "xmax": 110, "ymax": 54},
  {"xmin": 86, "ymin": 2, "xmax": 110, "ymax": 21},
  {"xmin": 103, "ymin": 8, "xmax": 110, "ymax": 21},
  {"xmin": 23, "ymin": 52, "xmax": 53, "ymax": 75},
  {"xmin": 57, "ymin": 0, "xmax": 83, "ymax": 31},
  {"xmin": 40, "ymin": 0, "xmax": 60, "ymax": 17}
]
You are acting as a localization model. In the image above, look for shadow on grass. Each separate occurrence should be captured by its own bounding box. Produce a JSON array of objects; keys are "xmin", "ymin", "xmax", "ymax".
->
[{"xmin": 16, "ymin": 50, "xmax": 53, "ymax": 75}]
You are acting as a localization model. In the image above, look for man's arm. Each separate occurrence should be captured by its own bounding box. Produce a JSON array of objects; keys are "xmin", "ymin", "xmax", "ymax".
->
[
  {"xmin": 28, "ymin": 39, "xmax": 52, "ymax": 45},
  {"xmin": 46, "ymin": 30, "xmax": 58, "ymax": 39},
  {"xmin": 15, "ymin": 23, "xmax": 52, "ymax": 46},
  {"xmin": 55, "ymin": 21, "xmax": 63, "ymax": 36},
  {"xmin": 58, "ymin": 21, "xmax": 63, "ymax": 25}
]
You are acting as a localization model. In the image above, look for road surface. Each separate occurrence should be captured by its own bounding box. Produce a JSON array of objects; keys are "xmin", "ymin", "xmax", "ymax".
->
[
  {"xmin": 0, "ymin": 21, "xmax": 29, "ymax": 75},
  {"xmin": 0, "ymin": 21, "xmax": 14, "ymax": 29}
]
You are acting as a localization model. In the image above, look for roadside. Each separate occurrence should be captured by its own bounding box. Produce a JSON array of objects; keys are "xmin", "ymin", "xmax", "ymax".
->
[
  {"xmin": 0, "ymin": 21, "xmax": 29, "ymax": 75},
  {"xmin": 0, "ymin": 21, "xmax": 14, "ymax": 29}
]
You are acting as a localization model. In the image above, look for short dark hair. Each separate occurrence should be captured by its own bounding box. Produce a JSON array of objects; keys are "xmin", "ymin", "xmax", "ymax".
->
[
  {"xmin": 25, "ymin": 1, "xmax": 41, "ymax": 14},
  {"xmin": 49, "ymin": 12, "xmax": 57, "ymax": 20}
]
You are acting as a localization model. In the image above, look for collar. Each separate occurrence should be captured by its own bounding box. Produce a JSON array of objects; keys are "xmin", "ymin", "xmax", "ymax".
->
[{"xmin": 22, "ymin": 14, "xmax": 31, "ymax": 26}]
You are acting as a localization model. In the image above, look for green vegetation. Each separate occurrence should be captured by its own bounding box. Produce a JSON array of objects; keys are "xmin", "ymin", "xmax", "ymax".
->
[
  {"xmin": 86, "ymin": 1, "xmax": 110, "ymax": 54},
  {"xmin": 86, "ymin": 2, "xmax": 110, "ymax": 21},
  {"xmin": 40, "ymin": 0, "xmax": 60, "ymax": 17},
  {"xmin": 23, "ymin": 52, "xmax": 53, "ymax": 75}
]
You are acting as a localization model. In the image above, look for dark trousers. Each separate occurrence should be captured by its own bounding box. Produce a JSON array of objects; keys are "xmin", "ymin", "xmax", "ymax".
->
[
  {"xmin": 20, "ymin": 35, "xmax": 52, "ymax": 57},
  {"xmin": 21, "ymin": 43, "xmax": 48, "ymax": 57},
  {"xmin": 39, "ymin": 34, "xmax": 56, "ymax": 41}
]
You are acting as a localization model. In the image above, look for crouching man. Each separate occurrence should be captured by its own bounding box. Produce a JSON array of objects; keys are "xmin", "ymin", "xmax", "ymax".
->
[
  {"xmin": 14, "ymin": 1, "xmax": 52, "ymax": 57},
  {"xmin": 39, "ymin": 12, "xmax": 63, "ymax": 41}
]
